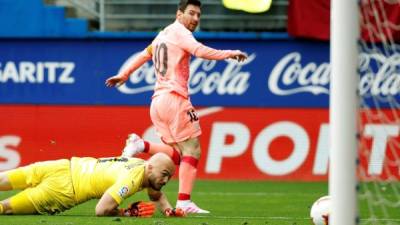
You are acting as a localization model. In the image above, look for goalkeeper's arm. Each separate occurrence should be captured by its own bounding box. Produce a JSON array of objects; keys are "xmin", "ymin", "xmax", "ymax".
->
[
  {"xmin": 95, "ymin": 192, "xmax": 156, "ymax": 217},
  {"xmin": 95, "ymin": 193, "xmax": 121, "ymax": 216}
]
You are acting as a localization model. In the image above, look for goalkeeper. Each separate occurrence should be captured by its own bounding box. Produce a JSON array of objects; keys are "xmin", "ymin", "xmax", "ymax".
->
[{"xmin": 0, "ymin": 153, "xmax": 185, "ymax": 217}]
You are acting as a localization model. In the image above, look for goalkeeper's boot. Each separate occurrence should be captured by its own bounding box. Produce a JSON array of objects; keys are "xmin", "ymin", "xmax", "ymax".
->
[
  {"xmin": 176, "ymin": 201, "xmax": 210, "ymax": 214},
  {"xmin": 122, "ymin": 133, "xmax": 145, "ymax": 157}
]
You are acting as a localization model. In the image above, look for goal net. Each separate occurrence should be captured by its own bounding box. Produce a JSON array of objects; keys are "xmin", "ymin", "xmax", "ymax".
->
[{"xmin": 358, "ymin": 0, "xmax": 400, "ymax": 224}]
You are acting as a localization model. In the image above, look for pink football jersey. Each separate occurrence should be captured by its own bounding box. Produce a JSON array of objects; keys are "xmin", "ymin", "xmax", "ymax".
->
[{"xmin": 151, "ymin": 20, "xmax": 239, "ymax": 98}]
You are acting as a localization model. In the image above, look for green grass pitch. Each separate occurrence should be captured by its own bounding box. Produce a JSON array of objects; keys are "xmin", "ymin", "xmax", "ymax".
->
[{"xmin": 0, "ymin": 180, "xmax": 398, "ymax": 225}]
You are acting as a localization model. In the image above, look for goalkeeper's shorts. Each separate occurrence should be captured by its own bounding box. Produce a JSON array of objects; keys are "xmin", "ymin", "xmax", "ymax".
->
[{"xmin": 6, "ymin": 159, "xmax": 76, "ymax": 214}]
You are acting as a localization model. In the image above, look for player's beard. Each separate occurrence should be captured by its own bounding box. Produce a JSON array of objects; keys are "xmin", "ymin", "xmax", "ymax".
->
[
  {"xmin": 150, "ymin": 181, "xmax": 162, "ymax": 191},
  {"xmin": 188, "ymin": 23, "xmax": 198, "ymax": 32},
  {"xmin": 149, "ymin": 176, "xmax": 162, "ymax": 191}
]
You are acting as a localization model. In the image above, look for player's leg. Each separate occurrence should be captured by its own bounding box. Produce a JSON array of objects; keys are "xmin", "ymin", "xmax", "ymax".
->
[
  {"xmin": 165, "ymin": 95, "xmax": 208, "ymax": 213},
  {"xmin": 1, "ymin": 160, "xmax": 75, "ymax": 215},
  {"xmin": 122, "ymin": 133, "xmax": 181, "ymax": 165},
  {"xmin": 0, "ymin": 171, "xmax": 13, "ymax": 214},
  {"xmin": 0, "ymin": 190, "xmax": 38, "ymax": 214},
  {"xmin": 0, "ymin": 166, "xmax": 35, "ymax": 191},
  {"xmin": 175, "ymin": 137, "xmax": 200, "ymax": 201},
  {"xmin": 174, "ymin": 137, "xmax": 209, "ymax": 213},
  {"xmin": 0, "ymin": 168, "xmax": 38, "ymax": 214},
  {"xmin": 121, "ymin": 133, "xmax": 146, "ymax": 157},
  {"xmin": 0, "ymin": 199, "xmax": 11, "ymax": 214},
  {"xmin": 0, "ymin": 172, "xmax": 13, "ymax": 191},
  {"xmin": 144, "ymin": 141, "xmax": 181, "ymax": 165},
  {"xmin": 29, "ymin": 159, "xmax": 75, "ymax": 214}
]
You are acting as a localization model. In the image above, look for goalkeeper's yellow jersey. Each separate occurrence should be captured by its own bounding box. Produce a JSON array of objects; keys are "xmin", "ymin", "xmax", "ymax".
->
[{"xmin": 70, "ymin": 156, "xmax": 146, "ymax": 204}]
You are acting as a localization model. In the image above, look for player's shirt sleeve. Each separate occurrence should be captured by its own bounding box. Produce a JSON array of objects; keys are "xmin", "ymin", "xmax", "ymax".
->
[
  {"xmin": 178, "ymin": 29, "xmax": 237, "ymax": 60},
  {"xmin": 105, "ymin": 166, "xmax": 145, "ymax": 204},
  {"xmin": 119, "ymin": 45, "xmax": 153, "ymax": 79}
]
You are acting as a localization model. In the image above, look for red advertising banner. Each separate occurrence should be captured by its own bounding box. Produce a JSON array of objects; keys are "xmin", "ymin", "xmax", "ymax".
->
[
  {"xmin": 0, "ymin": 105, "xmax": 398, "ymax": 181},
  {"xmin": 288, "ymin": 0, "xmax": 400, "ymax": 42}
]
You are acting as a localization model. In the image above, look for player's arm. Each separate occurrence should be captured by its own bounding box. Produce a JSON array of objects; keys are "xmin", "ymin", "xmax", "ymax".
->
[
  {"xmin": 105, "ymin": 44, "xmax": 153, "ymax": 87},
  {"xmin": 96, "ymin": 191, "xmax": 156, "ymax": 217},
  {"xmin": 179, "ymin": 32, "xmax": 247, "ymax": 62},
  {"xmin": 96, "ymin": 179, "xmax": 134, "ymax": 217},
  {"xmin": 97, "ymin": 174, "xmax": 157, "ymax": 217},
  {"xmin": 95, "ymin": 192, "xmax": 120, "ymax": 216},
  {"xmin": 147, "ymin": 188, "xmax": 185, "ymax": 217}
]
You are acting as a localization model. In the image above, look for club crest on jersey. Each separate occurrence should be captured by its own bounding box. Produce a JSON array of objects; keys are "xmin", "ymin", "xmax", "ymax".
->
[{"xmin": 118, "ymin": 186, "xmax": 129, "ymax": 198}]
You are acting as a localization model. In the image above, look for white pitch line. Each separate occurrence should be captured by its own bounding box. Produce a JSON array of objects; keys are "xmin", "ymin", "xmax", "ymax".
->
[
  {"xmin": 191, "ymin": 215, "xmax": 400, "ymax": 222},
  {"xmin": 192, "ymin": 215, "xmax": 309, "ymax": 220},
  {"xmin": 360, "ymin": 218, "xmax": 400, "ymax": 222},
  {"xmin": 195, "ymin": 191, "xmax": 315, "ymax": 196},
  {"xmin": 164, "ymin": 191, "xmax": 317, "ymax": 197}
]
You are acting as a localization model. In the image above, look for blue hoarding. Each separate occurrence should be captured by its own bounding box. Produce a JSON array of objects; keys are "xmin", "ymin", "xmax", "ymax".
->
[{"xmin": 0, "ymin": 39, "xmax": 398, "ymax": 107}]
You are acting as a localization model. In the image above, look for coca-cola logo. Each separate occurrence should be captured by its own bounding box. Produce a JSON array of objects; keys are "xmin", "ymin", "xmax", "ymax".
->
[
  {"xmin": 268, "ymin": 52, "xmax": 330, "ymax": 96},
  {"xmin": 117, "ymin": 52, "xmax": 254, "ymax": 96},
  {"xmin": 268, "ymin": 52, "xmax": 400, "ymax": 98},
  {"xmin": 359, "ymin": 52, "xmax": 400, "ymax": 97}
]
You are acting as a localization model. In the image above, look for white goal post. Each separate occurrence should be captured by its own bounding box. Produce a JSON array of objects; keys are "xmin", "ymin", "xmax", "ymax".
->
[{"xmin": 329, "ymin": 0, "xmax": 359, "ymax": 224}]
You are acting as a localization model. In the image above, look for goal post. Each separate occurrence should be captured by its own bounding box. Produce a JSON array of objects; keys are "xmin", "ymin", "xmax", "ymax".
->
[{"xmin": 329, "ymin": 0, "xmax": 359, "ymax": 224}]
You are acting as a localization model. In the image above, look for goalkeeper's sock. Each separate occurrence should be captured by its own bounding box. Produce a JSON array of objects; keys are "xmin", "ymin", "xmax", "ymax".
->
[
  {"xmin": 178, "ymin": 156, "xmax": 198, "ymax": 201},
  {"xmin": 144, "ymin": 141, "xmax": 181, "ymax": 165},
  {"xmin": 0, "ymin": 203, "xmax": 4, "ymax": 214}
]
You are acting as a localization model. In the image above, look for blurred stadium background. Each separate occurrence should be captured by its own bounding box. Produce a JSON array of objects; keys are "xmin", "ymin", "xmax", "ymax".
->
[{"xmin": 0, "ymin": 0, "xmax": 399, "ymax": 224}]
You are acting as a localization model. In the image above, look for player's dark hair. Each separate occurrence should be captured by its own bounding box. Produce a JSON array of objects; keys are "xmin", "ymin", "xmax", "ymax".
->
[{"xmin": 178, "ymin": 0, "xmax": 202, "ymax": 12}]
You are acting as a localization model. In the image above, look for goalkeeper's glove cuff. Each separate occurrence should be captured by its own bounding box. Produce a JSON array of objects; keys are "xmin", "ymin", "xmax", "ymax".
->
[{"xmin": 119, "ymin": 208, "xmax": 132, "ymax": 217}]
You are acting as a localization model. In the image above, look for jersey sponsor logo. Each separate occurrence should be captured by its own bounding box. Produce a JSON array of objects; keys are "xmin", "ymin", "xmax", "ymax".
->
[
  {"xmin": 116, "ymin": 52, "xmax": 254, "ymax": 96},
  {"xmin": 98, "ymin": 157, "xmax": 128, "ymax": 163},
  {"xmin": 0, "ymin": 61, "xmax": 75, "ymax": 84},
  {"xmin": 118, "ymin": 186, "xmax": 129, "ymax": 198}
]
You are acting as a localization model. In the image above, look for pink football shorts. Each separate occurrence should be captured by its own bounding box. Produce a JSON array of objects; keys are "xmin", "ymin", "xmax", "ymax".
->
[{"xmin": 150, "ymin": 92, "xmax": 202, "ymax": 144}]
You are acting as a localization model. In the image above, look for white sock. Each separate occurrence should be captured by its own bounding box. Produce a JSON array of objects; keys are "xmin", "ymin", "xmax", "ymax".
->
[
  {"xmin": 135, "ymin": 140, "xmax": 145, "ymax": 152},
  {"xmin": 176, "ymin": 200, "xmax": 190, "ymax": 207}
]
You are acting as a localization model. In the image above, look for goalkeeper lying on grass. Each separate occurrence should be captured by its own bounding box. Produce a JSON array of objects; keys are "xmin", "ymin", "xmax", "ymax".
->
[{"xmin": 0, "ymin": 153, "xmax": 184, "ymax": 217}]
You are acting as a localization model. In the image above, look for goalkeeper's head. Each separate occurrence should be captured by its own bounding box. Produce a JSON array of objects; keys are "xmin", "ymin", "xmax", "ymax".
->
[{"xmin": 145, "ymin": 153, "xmax": 176, "ymax": 191}]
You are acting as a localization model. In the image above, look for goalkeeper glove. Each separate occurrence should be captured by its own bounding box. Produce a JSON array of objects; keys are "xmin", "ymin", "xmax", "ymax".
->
[
  {"xmin": 119, "ymin": 201, "xmax": 156, "ymax": 217},
  {"xmin": 164, "ymin": 208, "xmax": 186, "ymax": 217}
]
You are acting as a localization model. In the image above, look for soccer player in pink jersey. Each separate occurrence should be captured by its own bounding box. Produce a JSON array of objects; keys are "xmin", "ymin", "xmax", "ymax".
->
[{"xmin": 105, "ymin": 0, "xmax": 247, "ymax": 214}]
